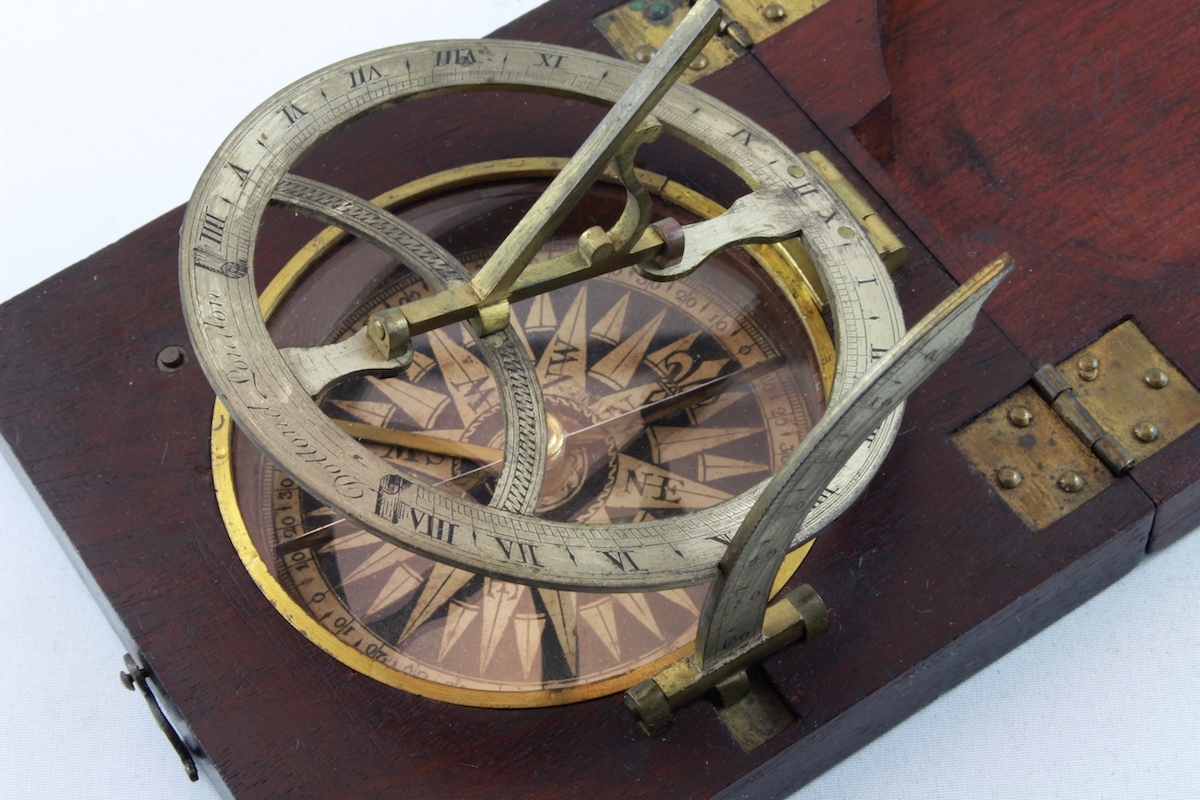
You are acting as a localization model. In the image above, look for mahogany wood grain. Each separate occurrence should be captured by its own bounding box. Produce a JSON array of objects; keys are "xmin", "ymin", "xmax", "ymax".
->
[
  {"xmin": 758, "ymin": 0, "xmax": 1200, "ymax": 550},
  {"xmin": 0, "ymin": 0, "xmax": 1192, "ymax": 796}
]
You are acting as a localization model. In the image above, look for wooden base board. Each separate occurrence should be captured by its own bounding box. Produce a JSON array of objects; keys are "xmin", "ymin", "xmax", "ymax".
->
[{"xmin": 2, "ymin": 0, "xmax": 1198, "ymax": 797}]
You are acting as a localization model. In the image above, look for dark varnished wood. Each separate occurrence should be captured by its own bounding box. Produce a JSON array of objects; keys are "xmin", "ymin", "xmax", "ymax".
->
[
  {"xmin": 758, "ymin": 0, "xmax": 1200, "ymax": 550},
  {"xmin": 0, "ymin": 0, "xmax": 1193, "ymax": 797}
]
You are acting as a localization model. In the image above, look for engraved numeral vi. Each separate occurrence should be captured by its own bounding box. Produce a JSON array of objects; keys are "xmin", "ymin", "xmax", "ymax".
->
[
  {"xmin": 279, "ymin": 103, "xmax": 308, "ymax": 125},
  {"xmin": 601, "ymin": 550, "xmax": 642, "ymax": 572}
]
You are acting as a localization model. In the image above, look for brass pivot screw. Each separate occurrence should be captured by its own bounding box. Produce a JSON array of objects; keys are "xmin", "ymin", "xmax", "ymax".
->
[
  {"xmin": 1008, "ymin": 405, "xmax": 1033, "ymax": 427},
  {"xmin": 996, "ymin": 466, "xmax": 1023, "ymax": 489},
  {"xmin": 689, "ymin": 54, "xmax": 709, "ymax": 70},
  {"xmin": 634, "ymin": 45, "xmax": 656, "ymax": 63},
  {"xmin": 1144, "ymin": 367, "xmax": 1170, "ymax": 389},
  {"xmin": 1077, "ymin": 353, "xmax": 1099, "ymax": 381},
  {"xmin": 764, "ymin": 3, "xmax": 787, "ymax": 21},
  {"xmin": 1058, "ymin": 471, "xmax": 1085, "ymax": 493},
  {"xmin": 368, "ymin": 310, "xmax": 412, "ymax": 360},
  {"xmin": 1134, "ymin": 421, "xmax": 1160, "ymax": 443},
  {"xmin": 625, "ymin": 679, "xmax": 672, "ymax": 735}
]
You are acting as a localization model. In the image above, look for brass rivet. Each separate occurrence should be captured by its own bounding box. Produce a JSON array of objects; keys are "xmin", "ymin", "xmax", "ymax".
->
[
  {"xmin": 1077, "ymin": 353, "xmax": 1099, "ymax": 382},
  {"xmin": 996, "ymin": 466, "xmax": 1022, "ymax": 489},
  {"xmin": 787, "ymin": 164, "xmax": 806, "ymax": 178},
  {"xmin": 634, "ymin": 45, "xmax": 656, "ymax": 64},
  {"xmin": 1058, "ymin": 471, "xmax": 1085, "ymax": 493},
  {"xmin": 837, "ymin": 226, "xmax": 856, "ymax": 239},
  {"xmin": 689, "ymin": 54, "xmax": 709, "ymax": 71},
  {"xmin": 764, "ymin": 3, "xmax": 787, "ymax": 21},
  {"xmin": 1134, "ymin": 421, "xmax": 1160, "ymax": 443},
  {"xmin": 646, "ymin": 1, "xmax": 673, "ymax": 22},
  {"xmin": 156, "ymin": 345, "xmax": 187, "ymax": 372},
  {"xmin": 1144, "ymin": 367, "xmax": 1169, "ymax": 389},
  {"xmin": 1008, "ymin": 406, "xmax": 1033, "ymax": 427}
]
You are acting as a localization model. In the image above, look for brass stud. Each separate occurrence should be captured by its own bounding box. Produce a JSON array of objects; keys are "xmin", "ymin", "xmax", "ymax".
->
[
  {"xmin": 996, "ymin": 466, "xmax": 1023, "ymax": 489},
  {"xmin": 1134, "ymin": 421, "xmax": 1160, "ymax": 443},
  {"xmin": 1077, "ymin": 353, "xmax": 1099, "ymax": 381},
  {"xmin": 634, "ymin": 45, "xmax": 656, "ymax": 64},
  {"xmin": 837, "ymin": 226, "xmax": 856, "ymax": 239},
  {"xmin": 1008, "ymin": 405, "xmax": 1033, "ymax": 427},
  {"xmin": 156, "ymin": 345, "xmax": 187, "ymax": 372},
  {"xmin": 689, "ymin": 54, "xmax": 709, "ymax": 71},
  {"xmin": 645, "ymin": 1, "xmax": 673, "ymax": 22},
  {"xmin": 1144, "ymin": 367, "xmax": 1169, "ymax": 389},
  {"xmin": 764, "ymin": 3, "xmax": 787, "ymax": 21},
  {"xmin": 546, "ymin": 413, "xmax": 567, "ymax": 463},
  {"xmin": 787, "ymin": 164, "xmax": 806, "ymax": 178},
  {"xmin": 1058, "ymin": 471, "xmax": 1085, "ymax": 493}
]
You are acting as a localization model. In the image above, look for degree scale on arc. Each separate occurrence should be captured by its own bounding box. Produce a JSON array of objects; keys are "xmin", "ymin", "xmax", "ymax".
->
[{"xmin": 0, "ymin": 4, "xmax": 1197, "ymax": 800}]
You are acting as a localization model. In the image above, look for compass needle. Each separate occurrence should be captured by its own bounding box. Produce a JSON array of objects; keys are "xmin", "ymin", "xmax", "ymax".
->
[{"xmin": 334, "ymin": 419, "xmax": 503, "ymax": 463}]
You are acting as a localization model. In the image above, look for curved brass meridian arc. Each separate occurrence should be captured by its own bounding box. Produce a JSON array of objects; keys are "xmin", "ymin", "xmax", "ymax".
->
[
  {"xmin": 695, "ymin": 254, "xmax": 1015, "ymax": 670},
  {"xmin": 624, "ymin": 254, "xmax": 1015, "ymax": 735}
]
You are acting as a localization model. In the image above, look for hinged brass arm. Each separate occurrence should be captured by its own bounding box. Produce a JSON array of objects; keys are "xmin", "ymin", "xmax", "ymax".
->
[
  {"xmin": 364, "ymin": 185, "xmax": 818, "ymax": 359},
  {"xmin": 626, "ymin": 254, "xmax": 1014, "ymax": 748}
]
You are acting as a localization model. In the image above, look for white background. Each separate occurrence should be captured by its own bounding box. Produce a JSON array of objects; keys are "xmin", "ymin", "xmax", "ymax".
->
[{"xmin": 1, "ymin": 2, "xmax": 1197, "ymax": 798}]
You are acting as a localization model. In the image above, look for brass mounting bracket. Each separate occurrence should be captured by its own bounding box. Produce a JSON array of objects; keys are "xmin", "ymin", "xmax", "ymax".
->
[
  {"xmin": 595, "ymin": 0, "xmax": 833, "ymax": 83},
  {"xmin": 623, "ymin": 584, "xmax": 828, "ymax": 752}
]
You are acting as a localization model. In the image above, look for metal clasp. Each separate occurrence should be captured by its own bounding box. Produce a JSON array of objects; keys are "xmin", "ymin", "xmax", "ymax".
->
[{"xmin": 119, "ymin": 653, "xmax": 199, "ymax": 782}]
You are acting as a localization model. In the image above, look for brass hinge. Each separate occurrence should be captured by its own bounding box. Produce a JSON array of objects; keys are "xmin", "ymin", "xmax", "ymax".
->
[
  {"xmin": 594, "ymin": 1, "xmax": 832, "ymax": 82},
  {"xmin": 953, "ymin": 321, "xmax": 1200, "ymax": 531},
  {"xmin": 803, "ymin": 152, "xmax": 908, "ymax": 273}
]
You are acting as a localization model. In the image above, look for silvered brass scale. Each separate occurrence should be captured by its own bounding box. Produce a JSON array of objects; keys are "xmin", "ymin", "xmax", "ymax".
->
[{"xmin": 182, "ymin": 0, "xmax": 1009, "ymax": 728}]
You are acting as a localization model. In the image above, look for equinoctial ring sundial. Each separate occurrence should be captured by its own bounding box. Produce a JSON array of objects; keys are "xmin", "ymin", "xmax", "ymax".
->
[{"xmin": 185, "ymin": 0, "xmax": 1008, "ymax": 727}]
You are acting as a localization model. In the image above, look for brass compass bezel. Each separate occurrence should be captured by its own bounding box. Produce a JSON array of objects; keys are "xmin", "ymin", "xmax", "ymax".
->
[{"xmin": 212, "ymin": 158, "xmax": 830, "ymax": 706}]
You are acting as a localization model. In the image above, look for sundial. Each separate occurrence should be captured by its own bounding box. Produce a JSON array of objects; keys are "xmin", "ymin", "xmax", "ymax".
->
[{"xmin": 2, "ymin": 0, "xmax": 1200, "ymax": 796}]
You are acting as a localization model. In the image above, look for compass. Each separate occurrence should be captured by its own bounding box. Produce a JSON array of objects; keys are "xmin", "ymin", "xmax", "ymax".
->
[
  {"xmin": 2, "ymin": 1, "xmax": 1200, "ymax": 800},
  {"xmin": 219, "ymin": 164, "xmax": 829, "ymax": 703}
]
